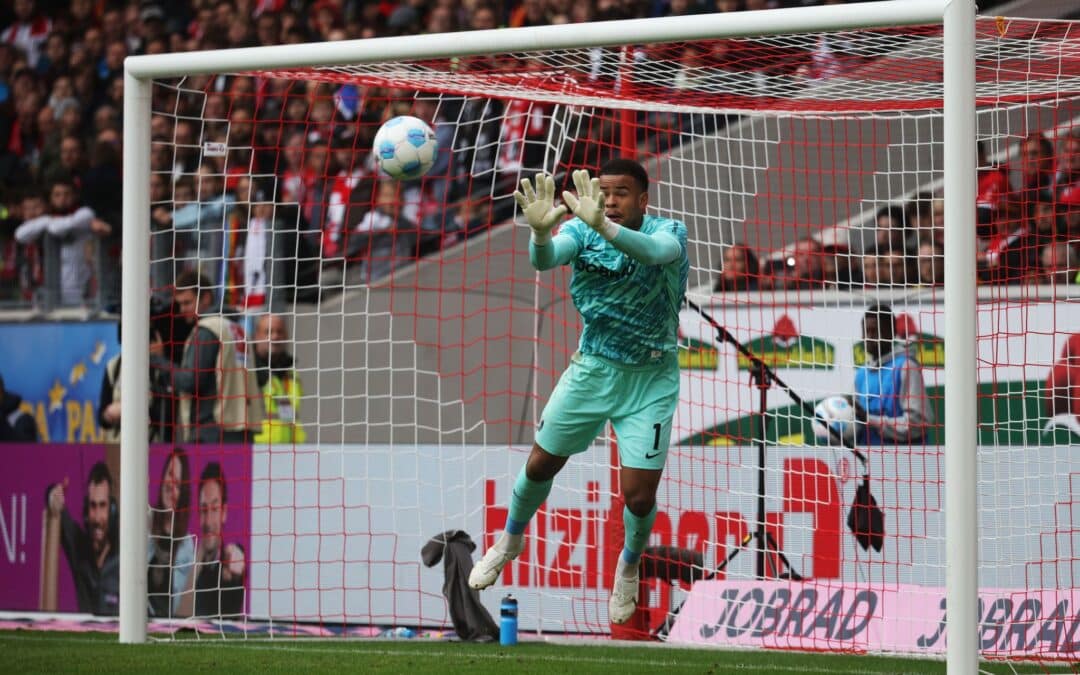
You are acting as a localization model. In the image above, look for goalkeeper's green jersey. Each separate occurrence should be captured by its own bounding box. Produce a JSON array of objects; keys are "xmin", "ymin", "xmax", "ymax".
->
[{"xmin": 554, "ymin": 214, "xmax": 689, "ymax": 366}]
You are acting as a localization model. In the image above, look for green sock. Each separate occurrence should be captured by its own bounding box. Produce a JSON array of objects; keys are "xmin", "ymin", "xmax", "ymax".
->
[
  {"xmin": 622, "ymin": 504, "xmax": 658, "ymax": 564},
  {"xmin": 507, "ymin": 466, "xmax": 553, "ymax": 533}
]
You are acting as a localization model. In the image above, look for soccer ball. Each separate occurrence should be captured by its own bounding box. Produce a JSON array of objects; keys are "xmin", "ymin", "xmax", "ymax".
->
[
  {"xmin": 812, "ymin": 395, "xmax": 855, "ymax": 444},
  {"xmin": 372, "ymin": 115, "xmax": 438, "ymax": 181}
]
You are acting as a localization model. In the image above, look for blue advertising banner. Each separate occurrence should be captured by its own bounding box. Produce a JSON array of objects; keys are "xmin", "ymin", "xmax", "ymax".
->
[{"xmin": 0, "ymin": 321, "xmax": 119, "ymax": 442}]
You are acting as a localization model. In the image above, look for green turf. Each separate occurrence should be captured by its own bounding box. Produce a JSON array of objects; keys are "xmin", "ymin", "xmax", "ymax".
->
[{"xmin": 2, "ymin": 630, "xmax": 1074, "ymax": 674}]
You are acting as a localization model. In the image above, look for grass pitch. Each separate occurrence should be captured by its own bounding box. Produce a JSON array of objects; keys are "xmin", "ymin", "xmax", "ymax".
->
[{"xmin": 3, "ymin": 630, "xmax": 1074, "ymax": 673}]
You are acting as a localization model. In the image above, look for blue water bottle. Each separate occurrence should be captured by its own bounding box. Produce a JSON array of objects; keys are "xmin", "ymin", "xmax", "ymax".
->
[{"xmin": 500, "ymin": 594, "xmax": 518, "ymax": 646}]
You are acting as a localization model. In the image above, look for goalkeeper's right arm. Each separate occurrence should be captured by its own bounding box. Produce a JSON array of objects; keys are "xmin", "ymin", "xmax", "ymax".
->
[
  {"xmin": 514, "ymin": 174, "xmax": 575, "ymax": 271},
  {"xmin": 529, "ymin": 235, "xmax": 577, "ymax": 271}
]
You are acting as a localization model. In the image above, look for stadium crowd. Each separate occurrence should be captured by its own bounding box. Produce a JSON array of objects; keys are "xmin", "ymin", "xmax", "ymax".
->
[{"xmin": 0, "ymin": 0, "xmax": 1075, "ymax": 315}]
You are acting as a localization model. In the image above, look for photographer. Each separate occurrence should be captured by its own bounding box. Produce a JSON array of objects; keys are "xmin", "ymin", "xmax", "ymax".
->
[{"xmin": 98, "ymin": 321, "xmax": 174, "ymax": 443}]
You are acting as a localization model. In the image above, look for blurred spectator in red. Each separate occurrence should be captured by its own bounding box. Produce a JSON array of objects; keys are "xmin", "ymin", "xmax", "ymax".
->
[
  {"xmin": 1015, "ymin": 131, "xmax": 1056, "ymax": 203},
  {"xmin": 713, "ymin": 243, "xmax": 759, "ymax": 292},
  {"xmin": 510, "ymin": 0, "xmax": 549, "ymax": 27},
  {"xmin": 978, "ymin": 197, "xmax": 1033, "ymax": 285},
  {"xmin": 1, "ymin": 0, "xmax": 51, "ymax": 69},
  {"xmin": 977, "ymin": 139, "xmax": 1009, "ymax": 236},
  {"xmin": 1057, "ymin": 132, "xmax": 1080, "ymax": 238},
  {"xmin": 1057, "ymin": 132, "xmax": 1080, "ymax": 198}
]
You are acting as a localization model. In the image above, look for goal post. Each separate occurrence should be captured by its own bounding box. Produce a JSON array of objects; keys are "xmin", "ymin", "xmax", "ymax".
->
[
  {"xmin": 117, "ymin": 0, "xmax": 989, "ymax": 662},
  {"xmin": 941, "ymin": 1, "xmax": 977, "ymax": 673}
]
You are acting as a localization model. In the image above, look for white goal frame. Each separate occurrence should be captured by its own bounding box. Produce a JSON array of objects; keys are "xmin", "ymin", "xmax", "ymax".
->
[{"xmin": 120, "ymin": 1, "xmax": 977, "ymax": 670}]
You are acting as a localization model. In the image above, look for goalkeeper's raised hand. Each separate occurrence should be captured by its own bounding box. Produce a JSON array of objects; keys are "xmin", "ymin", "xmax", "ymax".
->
[
  {"xmin": 513, "ymin": 173, "xmax": 567, "ymax": 245},
  {"xmin": 562, "ymin": 169, "xmax": 619, "ymax": 240}
]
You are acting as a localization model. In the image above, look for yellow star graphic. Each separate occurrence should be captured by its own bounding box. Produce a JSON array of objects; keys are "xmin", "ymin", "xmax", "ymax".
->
[
  {"xmin": 91, "ymin": 341, "xmax": 106, "ymax": 365},
  {"xmin": 48, "ymin": 380, "xmax": 67, "ymax": 413},
  {"xmin": 69, "ymin": 362, "xmax": 87, "ymax": 385}
]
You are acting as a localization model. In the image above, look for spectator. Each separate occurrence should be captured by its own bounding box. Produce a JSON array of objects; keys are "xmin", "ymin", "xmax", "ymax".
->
[
  {"xmin": 713, "ymin": 243, "xmax": 759, "ymax": 292},
  {"xmin": 978, "ymin": 199, "xmax": 1033, "ymax": 285},
  {"xmin": 1015, "ymin": 131, "xmax": 1057, "ymax": 203},
  {"xmin": 917, "ymin": 240, "xmax": 944, "ymax": 287},
  {"xmin": 347, "ymin": 179, "xmax": 420, "ymax": 282},
  {"xmin": 178, "ymin": 461, "xmax": 246, "ymax": 619},
  {"xmin": 46, "ymin": 461, "xmax": 119, "ymax": 615},
  {"xmin": 470, "ymin": 3, "xmax": 500, "ymax": 30},
  {"xmin": 171, "ymin": 162, "xmax": 237, "ymax": 271},
  {"xmin": 41, "ymin": 133, "xmax": 84, "ymax": 186},
  {"xmin": 1057, "ymin": 131, "xmax": 1080, "ymax": 202},
  {"xmin": 1029, "ymin": 196, "xmax": 1061, "ymax": 249},
  {"xmin": 152, "ymin": 270, "xmax": 264, "ymax": 443},
  {"xmin": 1037, "ymin": 241, "xmax": 1078, "ymax": 287},
  {"xmin": 861, "ymin": 244, "xmax": 909, "ymax": 288},
  {"xmin": 250, "ymin": 313, "xmax": 306, "ymax": 444},
  {"xmin": 148, "ymin": 446, "xmax": 195, "ymax": 618},
  {"xmin": 904, "ymin": 192, "xmax": 937, "ymax": 250},
  {"xmin": 2, "ymin": 191, "xmax": 45, "ymax": 301},
  {"xmin": 766, "ymin": 237, "xmax": 824, "ymax": 289},
  {"xmin": 1, "ymin": 0, "xmax": 52, "ymax": 69},
  {"xmin": 850, "ymin": 304, "xmax": 933, "ymax": 445},
  {"xmin": 977, "ymin": 139, "xmax": 1010, "ymax": 235},
  {"xmin": 0, "ymin": 372, "xmax": 37, "ymax": 441},
  {"xmin": 98, "ymin": 322, "xmax": 173, "ymax": 444},
  {"xmin": 873, "ymin": 204, "xmax": 908, "ymax": 252},
  {"xmin": 14, "ymin": 178, "xmax": 111, "ymax": 306}
]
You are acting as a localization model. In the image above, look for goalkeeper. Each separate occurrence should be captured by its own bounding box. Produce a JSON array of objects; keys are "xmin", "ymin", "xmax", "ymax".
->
[{"xmin": 468, "ymin": 159, "xmax": 689, "ymax": 625}]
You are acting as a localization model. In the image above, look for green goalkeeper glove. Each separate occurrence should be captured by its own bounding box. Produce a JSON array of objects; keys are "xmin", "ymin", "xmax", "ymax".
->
[
  {"xmin": 562, "ymin": 169, "xmax": 619, "ymax": 240},
  {"xmin": 513, "ymin": 173, "xmax": 567, "ymax": 245}
]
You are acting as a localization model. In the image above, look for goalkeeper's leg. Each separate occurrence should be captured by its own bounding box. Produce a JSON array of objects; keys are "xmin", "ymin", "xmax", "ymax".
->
[
  {"xmin": 468, "ymin": 444, "xmax": 567, "ymax": 590},
  {"xmin": 471, "ymin": 357, "xmax": 608, "ymax": 590},
  {"xmin": 609, "ymin": 467, "xmax": 662, "ymax": 624},
  {"xmin": 608, "ymin": 367, "xmax": 676, "ymax": 623}
]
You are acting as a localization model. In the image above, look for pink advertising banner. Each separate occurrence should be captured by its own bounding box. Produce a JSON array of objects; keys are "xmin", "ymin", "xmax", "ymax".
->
[
  {"xmin": 1, "ymin": 443, "xmax": 251, "ymax": 617},
  {"xmin": 668, "ymin": 579, "xmax": 1080, "ymax": 657}
]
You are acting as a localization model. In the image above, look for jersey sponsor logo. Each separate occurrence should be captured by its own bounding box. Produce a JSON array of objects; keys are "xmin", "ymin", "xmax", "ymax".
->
[
  {"xmin": 739, "ymin": 315, "xmax": 835, "ymax": 370},
  {"xmin": 573, "ymin": 257, "xmax": 637, "ymax": 279}
]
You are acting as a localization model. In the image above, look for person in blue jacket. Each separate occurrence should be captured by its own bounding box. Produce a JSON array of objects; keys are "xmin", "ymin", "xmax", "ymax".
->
[{"xmin": 852, "ymin": 303, "xmax": 933, "ymax": 445}]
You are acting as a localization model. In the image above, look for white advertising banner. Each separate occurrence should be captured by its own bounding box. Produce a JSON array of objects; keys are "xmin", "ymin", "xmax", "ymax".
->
[{"xmin": 248, "ymin": 439, "xmax": 1080, "ymax": 652}]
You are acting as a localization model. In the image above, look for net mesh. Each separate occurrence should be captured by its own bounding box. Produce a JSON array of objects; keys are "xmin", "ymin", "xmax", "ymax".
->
[{"xmin": 139, "ymin": 15, "xmax": 1080, "ymax": 667}]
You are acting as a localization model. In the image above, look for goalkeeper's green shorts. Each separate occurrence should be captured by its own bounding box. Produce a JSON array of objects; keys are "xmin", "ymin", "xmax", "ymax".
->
[{"xmin": 535, "ymin": 351, "xmax": 679, "ymax": 471}]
